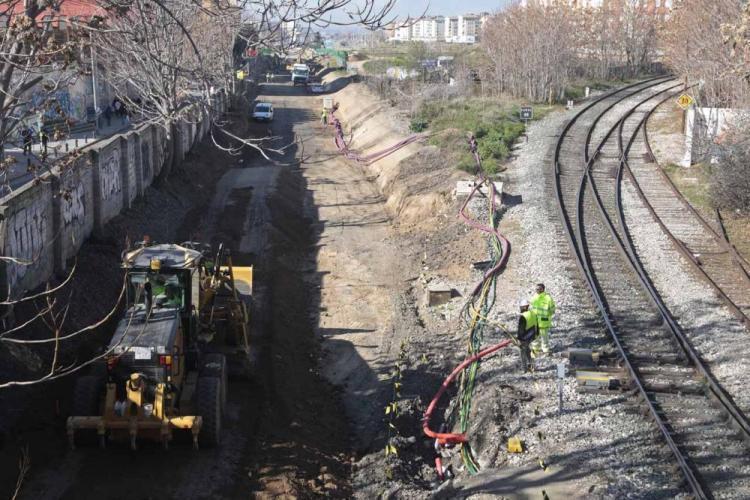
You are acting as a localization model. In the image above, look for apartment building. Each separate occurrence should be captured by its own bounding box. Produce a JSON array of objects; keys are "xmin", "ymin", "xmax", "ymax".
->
[{"xmin": 411, "ymin": 16, "xmax": 445, "ymax": 42}]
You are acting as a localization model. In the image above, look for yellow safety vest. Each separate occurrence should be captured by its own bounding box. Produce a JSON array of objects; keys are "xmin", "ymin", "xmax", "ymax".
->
[
  {"xmin": 521, "ymin": 309, "xmax": 537, "ymax": 333},
  {"xmin": 531, "ymin": 292, "xmax": 555, "ymax": 328}
]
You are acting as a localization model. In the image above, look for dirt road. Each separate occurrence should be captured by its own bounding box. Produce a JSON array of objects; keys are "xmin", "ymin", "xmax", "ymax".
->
[{"xmin": 5, "ymin": 79, "xmax": 395, "ymax": 499}]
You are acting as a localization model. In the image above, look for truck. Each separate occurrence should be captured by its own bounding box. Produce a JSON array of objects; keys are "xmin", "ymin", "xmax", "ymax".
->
[
  {"xmin": 67, "ymin": 241, "xmax": 254, "ymax": 450},
  {"xmin": 291, "ymin": 63, "xmax": 310, "ymax": 86}
]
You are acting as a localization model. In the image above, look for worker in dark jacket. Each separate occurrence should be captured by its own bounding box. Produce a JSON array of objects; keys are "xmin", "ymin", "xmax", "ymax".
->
[{"xmin": 517, "ymin": 299, "xmax": 539, "ymax": 373}]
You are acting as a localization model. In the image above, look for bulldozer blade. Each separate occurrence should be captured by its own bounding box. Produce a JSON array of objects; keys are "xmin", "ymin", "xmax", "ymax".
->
[{"xmin": 230, "ymin": 266, "xmax": 253, "ymax": 296}]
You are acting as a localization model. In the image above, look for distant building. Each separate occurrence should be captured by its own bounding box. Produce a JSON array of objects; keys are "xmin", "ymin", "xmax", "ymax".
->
[
  {"xmin": 386, "ymin": 11, "xmax": 492, "ymax": 44},
  {"xmin": 443, "ymin": 13, "xmax": 485, "ymax": 43},
  {"xmin": 444, "ymin": 16, "xmax": 459, "ymax": 40},
  {"xmin": 393, "ymin": 24, "xmax": 412, "ymax": 42},
  {"xmin": 411, "ymin": 16, "xmax": 445, "ymax": 42}
]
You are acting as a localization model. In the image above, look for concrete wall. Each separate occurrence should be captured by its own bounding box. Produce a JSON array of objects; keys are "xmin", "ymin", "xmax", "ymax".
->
[
  {"xmin": 0, "ymin": 182, "xmax": 55, "ymax": 297},
  {"xmin": 0, "ymin": 99, "xmax": 223, "ymax": 299},
  {"xmin": 56, "ymin": 156, "xmax": 95, "ymax": 271}
]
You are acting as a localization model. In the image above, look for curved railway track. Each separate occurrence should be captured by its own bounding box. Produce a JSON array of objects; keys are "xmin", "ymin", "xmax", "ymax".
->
[
  {"xmin": 627, "ymin": 102, "xmax": 750, "ymax": 325},
  {"xmin": 554, "ymin": 79, "xmax": 750, "ymax": 498}
]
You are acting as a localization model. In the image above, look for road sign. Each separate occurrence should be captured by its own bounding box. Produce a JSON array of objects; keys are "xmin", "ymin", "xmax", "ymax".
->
[
  {"xmin": 676, "ymin": 93, "xmax": 694, "ymax": 110},
  {"xmin": 520, "ymin": 106, "xmax": 533, "ymax": 120},
  {"xmin": 235, "ymin": 70, "xmax": 246, "ymax": 80}
]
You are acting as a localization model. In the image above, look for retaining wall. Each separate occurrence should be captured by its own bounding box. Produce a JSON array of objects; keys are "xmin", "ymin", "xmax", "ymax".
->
[{"xmin": 0, "ymin": 92, "xmax": 228, "ymax": 299}]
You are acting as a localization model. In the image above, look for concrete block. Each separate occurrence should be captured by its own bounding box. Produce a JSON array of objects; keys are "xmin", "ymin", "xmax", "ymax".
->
[
  {"xmin": 427, "ymin": 284, "xmax": 452, "ymax": 306},
  {"xmin": 454, "ymin": 180, "xmax": 503, "ymax": 200}
]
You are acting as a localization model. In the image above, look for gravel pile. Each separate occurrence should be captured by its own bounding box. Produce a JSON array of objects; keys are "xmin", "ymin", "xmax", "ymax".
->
[{"xmin": 621, "ymin": 179, "xmax": 750, "ymax": 415}]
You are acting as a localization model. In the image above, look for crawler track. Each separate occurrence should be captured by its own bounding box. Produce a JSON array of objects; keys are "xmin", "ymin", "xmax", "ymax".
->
[{"xmin": 554, "ymin": 79, "xmax": 750, "ymax": 498}]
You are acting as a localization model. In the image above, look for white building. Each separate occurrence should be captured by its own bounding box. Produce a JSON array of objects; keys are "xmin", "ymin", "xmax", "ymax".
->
[
  {"xmin": 444, "ymin": 16, "xmax": 459, "ymax": 40},
  {"xmin": 392, "ymin": 24, "xmax": 412, "ymax": 42},
  {"xmin": 443, "ymin": 14, "xmax": 482, "ymax": 43},
  {"xmin": 411, "ymin": 16, "xmax": 445, "ymax": 42}
]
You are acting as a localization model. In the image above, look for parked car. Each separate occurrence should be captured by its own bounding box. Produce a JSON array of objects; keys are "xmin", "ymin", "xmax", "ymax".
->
[
  {"xmin": 308, "ymin": 83, "xmax": 325, "ymax": 94},
  {"xmin": 252, "ymin": 102, "xmax": 274, "ymax": 122}
]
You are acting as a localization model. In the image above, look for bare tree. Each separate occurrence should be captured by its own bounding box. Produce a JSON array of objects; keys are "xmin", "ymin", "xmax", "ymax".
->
[
  {"xmin": 0, "ymin": 0, "xmax": 89, "ymax": 190},
  {"xmin": 0, "ymin": 0, "xmax": 402, "ymax": 389},
  {"xmin": 482, "ymin": 3, "xmax": 576, "ymax": 102}
]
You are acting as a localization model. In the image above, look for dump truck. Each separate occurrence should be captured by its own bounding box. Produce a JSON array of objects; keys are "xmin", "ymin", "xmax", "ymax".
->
[
  {"xmin": 67, "ymin": 241, "xmax": 253, "ymax": 450},
  {"xmin": 291, "ymin": 63, "xmax": 310, "ymax": 85}
]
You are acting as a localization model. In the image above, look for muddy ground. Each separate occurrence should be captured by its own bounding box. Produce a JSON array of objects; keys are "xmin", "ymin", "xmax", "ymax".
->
[{"xmin": 0, "ymin": 81, "xmax": 363, "ymax": 499}]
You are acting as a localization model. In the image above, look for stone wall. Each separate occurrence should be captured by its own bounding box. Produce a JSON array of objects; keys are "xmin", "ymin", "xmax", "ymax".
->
[{"xmin": 0, "ymin": 93, "xmax": 228, "ymax": 299}]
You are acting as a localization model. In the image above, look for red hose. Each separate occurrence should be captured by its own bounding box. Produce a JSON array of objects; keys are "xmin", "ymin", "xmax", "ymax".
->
[
  {"xmin": 422, "ymin": 339, "xmax": 513, "ymax": 445},
  {"xmin": 328, "ymin": 110, "xmax": 424, "ymax": 165}
]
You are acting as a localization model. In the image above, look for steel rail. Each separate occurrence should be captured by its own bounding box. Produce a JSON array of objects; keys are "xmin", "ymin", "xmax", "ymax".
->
[
  {"xmin": 614, "ymin": 92, "xmax": 750, "ymax": 448},
  {"xmin": 620, "ymin": 93, "xmax": 750, "ymax": 327},
  {"xmin": 552, "ymin": 79, "xmax": 710, "ymax": 499},
  {"xmin": 642, "ymin": 110, "xmax": 750, "ymax": 276}
]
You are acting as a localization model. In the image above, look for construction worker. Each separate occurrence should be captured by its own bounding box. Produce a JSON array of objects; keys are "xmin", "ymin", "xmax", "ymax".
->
[
  {"xmin": 321, "ymin": 108, "xmax": 328, "ymax": 126},
  {"xmin": 530, "ymin": 283, "xmax": 556, "ymax": 355},
  {"xmin": 517, "ymin": 299, "xmax": 539, "ymax": 373}
]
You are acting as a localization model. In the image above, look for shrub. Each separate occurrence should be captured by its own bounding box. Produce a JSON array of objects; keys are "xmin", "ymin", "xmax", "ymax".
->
[{"xmin": 409, "ymin": 119, "xmax": 428, "ymax": 133}]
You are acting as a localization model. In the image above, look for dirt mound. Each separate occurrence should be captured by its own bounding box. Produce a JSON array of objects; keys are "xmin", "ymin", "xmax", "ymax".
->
[{"xmin": 330, "ymin": 84, "xmax": 464, "ymax": 223}]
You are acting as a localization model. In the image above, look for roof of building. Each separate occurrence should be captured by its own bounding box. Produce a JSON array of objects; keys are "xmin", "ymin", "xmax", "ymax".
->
[{"xmin": 5, "ymin": 0, "xmax": 105, "ymax": 28}]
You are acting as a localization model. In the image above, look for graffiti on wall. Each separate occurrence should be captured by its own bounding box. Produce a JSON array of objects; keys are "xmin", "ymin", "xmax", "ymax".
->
[
  {"xmin": 182, "ymin": 124, "xmax": 190, "ymax": 154},
  {"xmin": 127, "ymin": 139, "xmax": 136, "ymax": 197},
  {"xmin": 4, "ymin": 201, "xmax": 49, "ymax": 292},
  {"xmin": 29, "ymin": 91, "xmax": 86, "ymax": 123},
  {"xmin": 141, "ymin": 141, "xmax": 152, "ymax": 182},
  {"xmin": 100, "ymin": 148, "xmax": 122, "ymax": 201},
  {"xmin": 61, "ymin": 183, "xmax": 85, "ymax": 227}
]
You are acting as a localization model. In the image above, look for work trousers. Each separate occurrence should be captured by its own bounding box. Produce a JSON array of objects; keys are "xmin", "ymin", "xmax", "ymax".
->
[
  {"xmin": 519, "ymin": 340, "xmax": 533, "ymax": 372},
  {"xmin": 531, "ymin": 327, "xmax": 551, "ymax": 354}
]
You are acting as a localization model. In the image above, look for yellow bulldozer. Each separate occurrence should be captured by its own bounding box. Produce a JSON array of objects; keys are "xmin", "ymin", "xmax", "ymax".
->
[{"xmin": 67, "ymin": 241, "xmax": 253, "ymax": 449}]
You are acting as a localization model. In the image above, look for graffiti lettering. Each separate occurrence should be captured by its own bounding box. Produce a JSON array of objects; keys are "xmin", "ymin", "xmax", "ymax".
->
[
  {"xmin": 100, "ymin": 149, "xmax": 122, "ymax": 201},
  {"xmin": 4, "ymin": 202, "xmax": 48, "ymax": 292},
  {"xmin": 62, "ymin": 183, "xmax": 85, "ymax": 227}
]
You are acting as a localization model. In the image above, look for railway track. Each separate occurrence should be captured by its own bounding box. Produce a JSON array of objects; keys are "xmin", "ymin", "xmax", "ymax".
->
[
  {"xmin": 554, "ymin": 78, "xmax": 750, "ymax": 498},
  {"xmin": 623, "ymin": 101, "xmax": 750, "ymax": 325}
]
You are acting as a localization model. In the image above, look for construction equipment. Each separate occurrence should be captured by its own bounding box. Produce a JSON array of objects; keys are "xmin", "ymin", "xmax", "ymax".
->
[{"xmin": 67, "ymin": 241, "xmax": 254, "ymax": 450}]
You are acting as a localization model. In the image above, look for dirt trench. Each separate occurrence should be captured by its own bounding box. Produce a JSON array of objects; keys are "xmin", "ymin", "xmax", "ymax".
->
[
  {"xmin": 1, "ymin": 76, "xmax": 484, "ymax": 499},
  {"xmin": 0, "ymin": 82, "xmax": 357, "ymax": 498}
]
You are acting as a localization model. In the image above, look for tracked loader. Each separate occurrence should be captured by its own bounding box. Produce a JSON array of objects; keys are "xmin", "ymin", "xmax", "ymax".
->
[{"xmin": 67, "ymin": 241, "xmax": 253, "ymax": 450}]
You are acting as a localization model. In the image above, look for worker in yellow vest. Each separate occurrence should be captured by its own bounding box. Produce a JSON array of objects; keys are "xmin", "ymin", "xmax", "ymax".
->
[
  {"xmin": 517, "ymin": 299, "xmax": 539, "ymax": 372},
  {"xmin": 530, "ymin": 283, "xmax": 556, "ymax": 355}
]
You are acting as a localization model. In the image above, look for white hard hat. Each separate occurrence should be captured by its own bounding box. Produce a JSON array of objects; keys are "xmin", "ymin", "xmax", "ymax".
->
[{"xmin": 519, "ymin": 298, "xmax": 529, "ymax": 307}]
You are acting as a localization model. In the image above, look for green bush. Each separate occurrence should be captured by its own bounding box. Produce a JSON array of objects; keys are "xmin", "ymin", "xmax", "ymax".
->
[
  {"xmin": 457, "ymin": 153, "xmax": 478, "ymax": 173},
  {"xmin": 409, "ymin": 119, "xmax": 428, "ymax": 133},
  {"xmin": 413, "ymin": 98, "xmax": 537, "ymax": 173}
]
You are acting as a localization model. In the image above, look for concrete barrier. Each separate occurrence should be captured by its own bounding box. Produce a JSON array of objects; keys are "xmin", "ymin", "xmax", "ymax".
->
[{"xmin": 0, "ymin": 101, "xmax": 216, "ymax": 299}]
